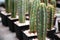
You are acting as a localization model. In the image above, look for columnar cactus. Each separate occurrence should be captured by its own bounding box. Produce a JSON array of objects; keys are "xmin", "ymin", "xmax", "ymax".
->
[
  {"xmin": 5, "ymin": 0, "xmax": 11, "ymax": 13},
  {"xmin": 47, "ymin": 4, "xmax": 55, "ymax": 30},
  {"xmin": 11, "ymin": 0, "xmax": 17, "ymax": 18},
  {"xmin": 17, "ymin": 0, "xmax": 26, "ymax": 23},
  {"xmin": 36, "ymin": 3, "xmax": 47, "ymax": 40},
  {"xmin": 50, "ymin": 0, "xmax": 56, "ymax": 8},
  {"xmin": 26, "ymin": 0, "xmax": 29, "ymax": 12},
  {"xmin": 39, "ymin": 0, "xmax": 48, "ymax": 6},
  {"xmin": 50, "ymin": 0, "xmax": 56, "ymax": 15},
  {"xmin": 30, "ymin": 0, "xmax": 40, "ymax": 33},
  {"xmin": 44, "ymin": 0, "xmax": 48, "ymax": 6}
]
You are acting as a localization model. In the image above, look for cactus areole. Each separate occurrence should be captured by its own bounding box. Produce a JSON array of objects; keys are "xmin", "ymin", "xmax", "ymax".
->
[{"xmin": 37, "ymin": 3, "xmax": 47, "ymax": 40}]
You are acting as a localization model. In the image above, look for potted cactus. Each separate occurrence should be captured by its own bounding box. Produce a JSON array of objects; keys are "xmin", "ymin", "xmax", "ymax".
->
[
  {"xmin": 47, "ymin": 4, "xmax": 56, "ymax": 39},
  {"xmin": 47, "ymin": 4, "xmax": 55, "ymax": 30},
  {"xmin": 7, "ymin": 0, "xmax": 18, "ymax": 32},
  {"xmin": 36, "ymin": 3, "xmax": 47, "ymax": 40},
  {"xmin": 29, "ymin": 0, "xmax": 40, "ymax": 33},
  {"xmin": 14, "ymin": 0, "xmax": 30, "ymax": 40},
  {"xmin": 0, "ymin": 0, "xmax": 11, "ymax": 26}
]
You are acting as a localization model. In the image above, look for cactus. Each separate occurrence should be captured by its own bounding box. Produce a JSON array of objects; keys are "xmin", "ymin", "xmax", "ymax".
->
[
  {"xmin": 11, "ymin": 0, "xmax": 17, "ymax": 18},
  {"xmin": 26, "ymin": 0, "xmax": 29, "ymax": 12},
  {"xmin": 39, "ymin": 0, "xmax": 48, "ymax": 6},
  {"xmin": 30, "ymin": 0, "xmax": 40, "ymax": 33},
  {"xmin": 17, "ymin": 0, "xmax": 26, "ymax": 23},
  {"xmin": 47, "ymin": 4, "xmax": 55, "ymax": 30},
  {"xmin": 50, "ymin": 0, "xmax": 56, "ymax": 15},
  {"xmin": 5, "ymin": 0, "xmax": 11, "ymax": 13},
  {"xmin": 44, "ymin": 0, "xmax": 48, "ymax": 6},
  {"xmin": 36, "ymin": 3, "xmax": 47, "ymax": 40},
  {"xmin": 50, "ymin": 0, "xmax": 56, "ymax": 8}
]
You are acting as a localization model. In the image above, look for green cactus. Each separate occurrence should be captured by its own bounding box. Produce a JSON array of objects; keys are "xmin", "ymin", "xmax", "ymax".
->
[
  {"xmin": 17, "ymin": 0, "xmax": 26, "ymax": 23},
  {"xmin": 47, "ymin": 4, "xmax": 55, "ymax": 30},
  {"xmin": 36, "ymin": 3, "xmax": 47, "ymax": 40},
  {"xmin": 50, "ymin": 0, "xmax": 56, "ymax": 15},
  {"xmin": 5, "ymin": 0, "xmax": 11, "ymax": 13},
  {"xmin": 11, "ymin": 0, "xmax": 17, "ymax": 18},
  {"xmin": 30, "ymin": 0, "xmax": 40, "ymax": 33},
  {"xmin": 44, "ymin": 0, "xmax": 48, "ymax": 6},
  {"xmin": 26, "ymin": 0, "xmax": 29, "ymax": 12},
  {"xmin": 50, "ymin": 0, "xmax": 56, "ymax": 8}
]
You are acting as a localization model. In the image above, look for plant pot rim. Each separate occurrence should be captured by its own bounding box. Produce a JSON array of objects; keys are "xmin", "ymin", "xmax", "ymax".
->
[
  {"xmin": 23, "ymin": 29, "xmax": 37, "ymax": 37},
  {"xmin": 14, "ymin": 20, "xmax": 30, "ymax": 26}
]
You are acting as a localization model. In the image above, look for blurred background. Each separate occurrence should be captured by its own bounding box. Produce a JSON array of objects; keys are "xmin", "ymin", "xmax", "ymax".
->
[{"xmin": 0, "ymin": 0, "xmax": 5, "ymax": 8}]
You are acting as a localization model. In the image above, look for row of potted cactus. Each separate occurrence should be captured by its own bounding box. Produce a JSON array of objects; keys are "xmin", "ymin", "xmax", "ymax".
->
[{"xmin": 5, "ymin": 0, "xmax": 56, "ymax": 40}]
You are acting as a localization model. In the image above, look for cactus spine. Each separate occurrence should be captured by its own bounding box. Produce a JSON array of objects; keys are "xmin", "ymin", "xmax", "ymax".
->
[
  {"xmin": 5, "ymin": 0, "xmax": 11, "ymax": 13},
  {"xmin": 36, "ymin": 3, "xmax": 47, "ymax": 40},
  {"xmin": 47, "ymin": 4, "xmax": 55, "ymax": 30},
  {"xmin": 30, "ymin": 0, "xmax": 40, "ymax": 33},
  {"xmin": 17, "ymin": 0, "xmax": 26, "ymax": 23},
  {"xmin": 11, "ymin": 0, "xmax": 17, "ymax": 18}
]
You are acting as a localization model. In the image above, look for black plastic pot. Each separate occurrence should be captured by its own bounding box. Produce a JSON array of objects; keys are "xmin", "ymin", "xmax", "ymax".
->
[
  {"xmin": 14, "ymin": 20, "xmax": 29, "ymax": 40},
  {"xmin": 0, "ymin": 12, "xmax": 11, "ymax": 26},
  {"xmin": 8, "ymin": 16, "xmax": 18, "ymax": 32},
  {"xmin": 22, "ymin": 29, "xmax": 37, "ymax": 40},
  {"xmin": 47, "ymin": 28, "xmax": 56, "ymax": 40}
]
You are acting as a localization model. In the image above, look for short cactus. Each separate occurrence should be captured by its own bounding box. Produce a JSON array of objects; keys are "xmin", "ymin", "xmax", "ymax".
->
[
  {"xmin": 30, "ymin": 0, "xmax": 40, "ymax": 33},
  {"xmin": 47, "ymin": 4, "xmax": 55, "ymax": 30},
  {"xmin": 5, "ymin": 0, "xmax": 11, "ymax": 13},
  {"xmin": 36, "ymin": 3, "xmax": 47, "ymax": 40},
  {"xmin": 11, "ymin": 0, "xmax": 17, "ymax": 18}
]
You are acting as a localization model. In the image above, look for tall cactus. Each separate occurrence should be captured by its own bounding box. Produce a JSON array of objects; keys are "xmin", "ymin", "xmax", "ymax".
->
[
  {"xmin": 44, "ymin": 0, "xmax": 48, "ymax": 6},
  {"xmin": 50, "ymin": 0, "xmax": 56, "ymax": 15},
  {"xmin": 30, "ymin": 0, "xmax": 40, "ymax": 33},
  {"xmin": 5, "ymin": 0, "xmax": 11, "ymax": 13},
  {"xmin": 47, "ymin": 4, "xmax": 55, "ymax": 30},
  {"xmin": 26, "ymin": 0, "xmax": 29, "ymax": 12},
  {"xmin": 50, "ymin": 0, "xmax": 56, "ymax": 8},
  {"xmin": 11, "ymin": 0, "xmax": 17, "ymax": 18},
  {"xmin": 17, "ymin": 0, "xmax": 26, "ymax": 23},
  {"xmin": 40, "ymin": 0, "xmax": 48, "ymax": 6},
  {"xmin": 36, "ymin": 3, "xmax": 47, "ymax": 40}
]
